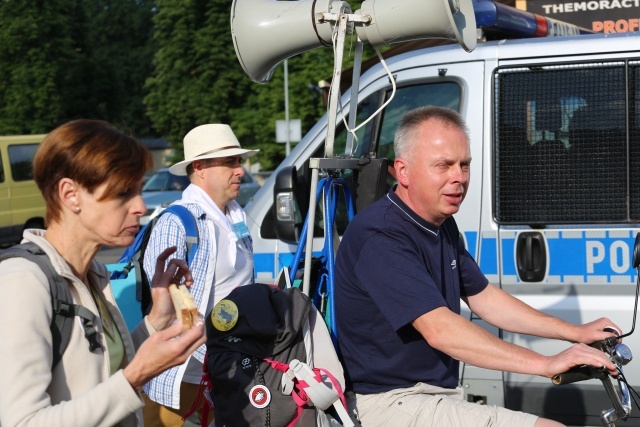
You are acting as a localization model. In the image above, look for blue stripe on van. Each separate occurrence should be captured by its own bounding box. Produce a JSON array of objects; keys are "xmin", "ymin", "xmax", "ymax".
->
[
  {"xmin": 500, "ymin": 230, "xmax": 638, "ymax": 284},
  {"xmin": 480, "ymin": 234, "xmax": 499, "ymax": 276},
  {"xmin": 464, "ymin": 231, "xmax": 478, "ymax": 260},
  {"xmin": 254, "ymin": 252, "xmax": 275, "ymax": 278},
  {"xmin": 254, "ymin": 251, "xmax": 322, "ymax": 281}
]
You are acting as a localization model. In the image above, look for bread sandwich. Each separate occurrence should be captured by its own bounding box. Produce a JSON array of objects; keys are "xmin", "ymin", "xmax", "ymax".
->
[{"xmin": 168, "ymin": 284, "xmax": 198, "ymax": 331}]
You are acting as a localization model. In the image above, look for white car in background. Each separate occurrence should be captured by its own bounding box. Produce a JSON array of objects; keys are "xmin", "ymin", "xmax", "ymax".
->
[{"xmin": 140, "ymin": 167, "xmax": 260, "ymax": 225}]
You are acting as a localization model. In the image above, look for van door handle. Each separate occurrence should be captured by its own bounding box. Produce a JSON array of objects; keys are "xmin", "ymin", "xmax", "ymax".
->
[{"xmin": 515, "ymin": 232, "xmax": 547, "ymax": 282}]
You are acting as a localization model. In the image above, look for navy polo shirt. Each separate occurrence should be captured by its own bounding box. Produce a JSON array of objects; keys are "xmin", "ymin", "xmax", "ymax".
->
[{"xmin": 334, "ymin": 187, "xmax": 488, "ymax": 394}]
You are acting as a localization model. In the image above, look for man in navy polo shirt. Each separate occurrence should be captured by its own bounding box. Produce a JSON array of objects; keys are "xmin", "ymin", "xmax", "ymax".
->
[{"xmin": 334, "ymin": 106, "xmax": 620, "ymax": 427}]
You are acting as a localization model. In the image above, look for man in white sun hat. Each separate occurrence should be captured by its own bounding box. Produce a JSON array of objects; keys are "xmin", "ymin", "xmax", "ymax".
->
[{"xmin": 141, "ymin": 124, "xmax": 258, "ymax": 426}]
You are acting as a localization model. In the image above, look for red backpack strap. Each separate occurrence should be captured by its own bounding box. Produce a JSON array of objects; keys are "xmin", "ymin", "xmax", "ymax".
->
[
  {"xmin": 264, "ymin": 358, "xmax": 305, "ymax": 427},
  {"xmin": 182, "ymin": 352, "xmax": 214, "ymax": 425},
  {"xmin": 264, "ymin": 358, "xmax": 352, "ymax": 427}
]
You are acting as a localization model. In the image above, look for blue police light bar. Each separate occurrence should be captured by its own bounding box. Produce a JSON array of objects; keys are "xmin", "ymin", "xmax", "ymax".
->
[{"xmin": 474, "ymin": 0, "xmax": 595, "ymax": 38}]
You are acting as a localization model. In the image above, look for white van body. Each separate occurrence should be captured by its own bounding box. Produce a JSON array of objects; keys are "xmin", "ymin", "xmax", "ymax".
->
[{"xmin": 245, "ymin": 31, "xmax": 640, "ymax": 425}]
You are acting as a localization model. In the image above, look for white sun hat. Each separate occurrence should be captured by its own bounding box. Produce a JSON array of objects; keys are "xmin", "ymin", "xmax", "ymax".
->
[{"xmin": 169, "ymin": 124, "xmax": 259, "ymax": 176}]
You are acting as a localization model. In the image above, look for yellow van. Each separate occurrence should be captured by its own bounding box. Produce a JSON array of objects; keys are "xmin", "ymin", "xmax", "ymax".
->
[{"xmin": 0, "ymin": 135, "xmax": 47, "ymax": 245}]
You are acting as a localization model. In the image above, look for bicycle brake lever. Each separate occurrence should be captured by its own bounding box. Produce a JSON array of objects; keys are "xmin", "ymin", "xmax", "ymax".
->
[
  {"xmin": 591, "ymin": 335, "xmax": 622, "ymax": 355},
  {"xmin": 603, "ymin": 326, "xmax": 622, "ymax": 349}
]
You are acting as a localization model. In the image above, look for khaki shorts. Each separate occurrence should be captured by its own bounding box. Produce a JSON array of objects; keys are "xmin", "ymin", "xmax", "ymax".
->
[
  {"xmin": 351, "ymin": 383, "xmax": 538, "ymax": 427},
  {"xmin": 142, "ymin": 383, "xmax": 214, "ymax": 427}
]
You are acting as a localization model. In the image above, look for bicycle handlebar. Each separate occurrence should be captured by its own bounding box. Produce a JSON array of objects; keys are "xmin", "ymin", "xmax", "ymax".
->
[
  {"xmin": 552, "ymin": 341, "xmax": 633, "ymax": 426},
  {"xmin": 552, "ymin": 365, "xmax": 607, "ymax": 385}
]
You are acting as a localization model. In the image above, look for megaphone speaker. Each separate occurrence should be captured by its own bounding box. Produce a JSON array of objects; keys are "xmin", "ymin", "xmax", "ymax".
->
[
  {"xmin": 231, "ymin": 0, "xmax": 352, "ymax": 84},
  {"xmin": 355, "ymin": 0, "xmax": 477, "ymax": 52}
]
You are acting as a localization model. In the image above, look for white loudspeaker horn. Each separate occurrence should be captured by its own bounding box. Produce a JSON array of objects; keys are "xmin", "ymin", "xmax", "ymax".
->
[
  {"xmin": 355, "ymin": 0, "xmax": 477, "ymax": 52},
  {"xmin": 231, "ymin": 0, "xmax": 352, "ymax": 84}
]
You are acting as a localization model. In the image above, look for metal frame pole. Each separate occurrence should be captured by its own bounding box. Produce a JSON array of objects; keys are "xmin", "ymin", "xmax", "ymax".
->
[
  {"xmin": 302, "ymin": 15, "xmax": 349, "ymax": 296},
  {"xmin": 345, "ymin": 39, "xmax": 364, "ymax": 156},
  {"xmin": 284, "ymin": 59, "xmax": 291, "ymax": 156},
  {"xmin": 301, "ymin": 12, "xmax": 368, "ymax": 296}
]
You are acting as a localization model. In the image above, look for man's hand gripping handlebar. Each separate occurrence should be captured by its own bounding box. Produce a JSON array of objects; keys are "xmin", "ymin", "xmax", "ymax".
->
[{"xmin": 552, "ymin": 328, "xmax": 636, "ymax": 426}]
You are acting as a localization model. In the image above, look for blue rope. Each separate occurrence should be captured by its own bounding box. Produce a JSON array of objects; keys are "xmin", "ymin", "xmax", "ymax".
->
[
  {"xmin": 288, "ymin": 178, "xmax": 328, "ymax": 284},
  {"xmin": 321, "ymin": 178, "xmax": 355, "ymax": 344},
  {"xmin": 287, "ymin": 176, "xmax": 356, "ymax": 347}
]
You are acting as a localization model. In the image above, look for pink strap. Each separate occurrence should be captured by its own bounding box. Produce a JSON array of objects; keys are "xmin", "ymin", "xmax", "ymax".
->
[
  {"xmin": 264, "ymin": 358, "xmax": 290, "ymax": 372},
  {"xmin": 263, "ymin": 359, "xmax": 305, "ymax": 427},
  {"xmin": 263, "ymin": 358, "xmax": 349, "ymax": 426},
  {"xmin": 314, "ymin": 367, "xmax": 348, "ymax": 410}
]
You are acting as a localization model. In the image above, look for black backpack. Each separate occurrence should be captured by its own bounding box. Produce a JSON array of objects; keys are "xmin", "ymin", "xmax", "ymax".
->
[
  {"xmin": 201, "ymin": 283, "xmax": 351, "ymax": 427},
  {"xmin": 0, "ymin": 242, "xmax": 101, "ymax": 368}
]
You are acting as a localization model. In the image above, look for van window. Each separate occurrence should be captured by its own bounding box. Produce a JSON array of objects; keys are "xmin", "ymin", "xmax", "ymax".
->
[
  {"xmin": 377, "ymin": 81, "xmax": 461, "ymax": 163},
  {"xmin": 8, "ymin": 144, "xmax": 39, "ymax": 182},
  {"xmin": 0, "ymin": 151, "xmax": 4, "ymax": 183},
  {"xmin": 332, "ymin": 92, "xmax": 382, "ymax": 158},
  {"xmin": 261, "ymin": 81, "xmax": 464, "ymax": 240},
  {"xmin": 629, "ymin": 61, "xmax": 640, "ymax": 218},
  {"xmin": 332, "ymin": 82, "xmax": 462, "ymax": 160},
  {"xmin": 494, "ymin": 61, "xmax": 637, "ymax": 224},
  {"xmin": 314, "ymin": 81, "xmax": 462, "ymax": 236}
]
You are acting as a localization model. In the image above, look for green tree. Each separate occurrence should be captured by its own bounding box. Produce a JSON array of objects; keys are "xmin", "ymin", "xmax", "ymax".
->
[
  {"xmin": 0, "ymin": 0, "xmax": 87, "ymax": 134},
  {"xmin": 145, "ymin": 0, "xmax": 253, "ymax": 158},
  {"xmin": 230, "ymin": 49, "xmax": 337, "ymax": 171},
  {"xmin": 84, "ymin": 0, "xmax": 157, "ymax": 136},
  {"xmin": 146, "ymin": 0, "xmax": 370, "ymax": 170},
  {"xmin": 0, "ymin": 0, "xmax": 157, "ymax": 136}
]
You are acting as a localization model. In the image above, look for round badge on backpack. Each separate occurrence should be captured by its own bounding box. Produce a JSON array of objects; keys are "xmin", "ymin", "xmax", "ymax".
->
[
  {"xmin": 211, "ymin": 299, "xmax": 239, "ymax": 331},
  {"xmin": 249, "ymin": 385, "xmax": 271, "ymax": 408}
]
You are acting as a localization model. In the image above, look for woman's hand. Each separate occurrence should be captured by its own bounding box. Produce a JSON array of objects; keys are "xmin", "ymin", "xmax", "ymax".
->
[
  {"xmin": 123, "ymin": 321, "xmax": 205, "ymax": 391},
  {"xmin": 146, "ymin": 246, "xmax": 194, "ymax": 330}
]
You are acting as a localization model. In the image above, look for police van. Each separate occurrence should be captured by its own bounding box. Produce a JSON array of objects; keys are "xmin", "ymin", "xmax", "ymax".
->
[{"xmin": 240, "ymin": 5, "xmax": 640, "ymax": 426}]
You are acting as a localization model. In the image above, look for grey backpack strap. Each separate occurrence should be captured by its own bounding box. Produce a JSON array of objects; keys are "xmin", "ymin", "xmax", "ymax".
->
[{"xmin": 0, "ymin": 242, "xmax": 101, "ymax": 367}]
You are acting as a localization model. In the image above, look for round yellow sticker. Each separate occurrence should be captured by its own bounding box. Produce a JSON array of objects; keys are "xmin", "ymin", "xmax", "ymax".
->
[{"xmin": 211, "ymin": 299, "xmax": 239, "ymax": 331}]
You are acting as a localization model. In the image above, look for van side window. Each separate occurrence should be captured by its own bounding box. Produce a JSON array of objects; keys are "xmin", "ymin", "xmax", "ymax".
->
[
  {"xmin": 0, "ymin": 152, "xmax": 4, "ymax": 183},
  {"xmin": 332, "ymin": 92, "xmax": 382, "ymax": 158},
  {"xmin": 8, "ymin": 144, "xmax": 39, "ymax": 182},
  {"xmin": 261, "ymin": 81, "xmax": 464, "ymax": 240},
  {"xmin": 332, "ymin": 82, "xmax": 461, "ymax": 160},
  {"xmin": 315, "ymin": 82, "xmax": 462, "ymax": 236},
  {"xmin": 376, "ymin": 82, "xmax": 461, "ymax": 187},
  {"xmin": 494, "ymin": 62, "xmax": 632, "ymax": 224},
  {"xmin": 629, "ymin": 61, "xmax": 640, "ymax": 217},
  {"xmin": 377, "ymin": 82, "xmax": 461, "ymax": 164}
]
